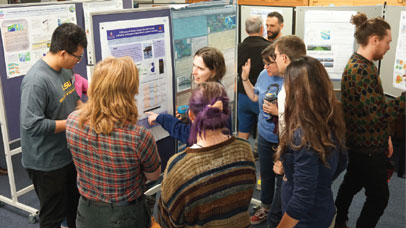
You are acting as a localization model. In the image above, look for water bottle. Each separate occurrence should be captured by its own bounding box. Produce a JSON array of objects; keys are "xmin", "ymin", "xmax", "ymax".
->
[
  {"xmin": 263, "ymin": 92, "xmax": 277, "ymax": 121},
  {"xmin": 177, "ymin": 105, "xmax": 189, "ymax": 124}
]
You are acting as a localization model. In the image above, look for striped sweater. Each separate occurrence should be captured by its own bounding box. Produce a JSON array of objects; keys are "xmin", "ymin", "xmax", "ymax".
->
[{"xmin": 158, "ymin": 137, "xmax": 256, "ymax": 228}]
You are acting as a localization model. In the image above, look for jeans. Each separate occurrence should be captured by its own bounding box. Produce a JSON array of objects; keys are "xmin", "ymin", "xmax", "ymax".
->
[
  {"xmin": 268, "ymin": 174, "xmax": 282, "ymax": 228},
  {"xmin": 257, "ymin": 134, "xmax": 277, "ymax": 207},
  {"xmin": 335, "ymin": 151, "xmax": 389, "ymax": 228},
  {"xmin": 27, "ymin": 162, "xmax": 79, "ymax": 228}
]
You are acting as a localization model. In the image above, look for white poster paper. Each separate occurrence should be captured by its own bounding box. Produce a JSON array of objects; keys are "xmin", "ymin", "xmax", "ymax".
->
[
  {"xmin": 0, "ymin": 5, "xmax": 77, "ymax": 78},
  {"xmin": 99, "ymin": 17, "xmax": 173, "ymax": 140},
  {"xmin": 83, "ymin": 1, "xmax": 123, "ymax": 65},
  {"xmin": 392, "ymin": 11, "xmax": 406, "ymax": 91},
  {"xmin": 304, "ymin": 10, "xmax": 356, "ymax": 80}
]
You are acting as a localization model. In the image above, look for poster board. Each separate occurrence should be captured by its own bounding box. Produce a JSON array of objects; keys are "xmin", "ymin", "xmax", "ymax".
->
[
  {"xmin": 295, "ymin": 6, "xmax": 383, "ymax": 90},
  {"xmin": 239, "ymin": 5, "xmax": 293, "ymax": 42},
  {"xmin": 90, "ymin": 7, "xmax": 175, "ymax": 145},
  {"xmin": 171, "ymin": 3, "xmax": 237, "ymax": 105},
  {"xmin": 380, "ymin": 6, "xmax": 406, "ymax": 96},
  {"xmin": 0, "ymin": 2, "xmax": 87, "ymax": 141},
  {"xmin": 91, "ymin": 7, "xmax": 175, "ymax": 170},
  {"xmin": 83, "ymin": 0, "xmax": 124, "ymax": 65}
]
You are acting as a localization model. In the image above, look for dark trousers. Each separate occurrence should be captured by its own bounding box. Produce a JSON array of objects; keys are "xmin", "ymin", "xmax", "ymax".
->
[
  {"xmin": 268, "ymin": 174, "xmax": 282, "ymax": 228},
  {"xmin": 257, "ymin": 134, "xmax": 277, "ymax": 206},
  {"xmin": 76, "ymin": 196, "xmax": 151, "ymax": 228},
  {"xmin": 335, "ymin": 152, "xmax": 389, "ymax": 228},
  {"xmin": 27, "ymin": 162, "xmax": 80, "ymax": 228}
]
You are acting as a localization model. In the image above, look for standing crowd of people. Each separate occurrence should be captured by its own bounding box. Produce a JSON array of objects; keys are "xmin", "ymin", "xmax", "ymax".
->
[{"xmin": 0, "ymin": 9, "xmax": 401, "ymax": 228}]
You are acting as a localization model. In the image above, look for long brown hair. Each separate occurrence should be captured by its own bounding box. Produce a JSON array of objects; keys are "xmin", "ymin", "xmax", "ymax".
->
[
  {"xmin": 276, "ymin": 56, "xmax": 345, "ymax": 164},
  {"xmin": 79, "ymin": 56, "xmax": 139, "ymax": 134}
]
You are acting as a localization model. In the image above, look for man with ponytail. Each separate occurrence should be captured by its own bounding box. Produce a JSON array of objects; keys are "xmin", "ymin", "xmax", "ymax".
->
[{"xmin": 335, "ymin": 13, "xmax": 405, "ymax": 228}]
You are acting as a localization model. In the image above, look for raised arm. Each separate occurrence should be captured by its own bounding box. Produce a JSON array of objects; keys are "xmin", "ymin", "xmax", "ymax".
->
[{"xmin": 241, "ymin": 58, "xmax": 259, "ymax": 102}]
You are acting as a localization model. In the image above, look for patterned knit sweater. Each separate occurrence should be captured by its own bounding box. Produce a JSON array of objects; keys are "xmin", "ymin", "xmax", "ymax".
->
[
  {"xmin": 158, "ymin": 137, "xmax": 256, "ymax": 228},
  {"xmin": 341, "ymin": 53, "xmax": 405, "ymax": 150}
]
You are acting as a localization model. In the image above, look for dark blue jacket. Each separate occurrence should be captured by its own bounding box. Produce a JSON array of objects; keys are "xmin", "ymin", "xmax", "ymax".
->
[{"xmin": 281, "ymin": 131, "xmax": 347, "ymax": 228}]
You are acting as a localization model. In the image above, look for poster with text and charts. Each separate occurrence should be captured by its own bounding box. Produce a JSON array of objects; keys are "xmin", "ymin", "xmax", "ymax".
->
[
  {"xmin": 83, "ymin": 0, "xmax": 123, "ymax": 65},
  {"xmin": 393, "ymin": 11, "xmax": 406, "ymax": 91},
  {"xmin": 0, "ymin": 4, "xmax": 77, "ymax": 79},
  {"xmin": 99, "ymin": 17, "xmax": 173, "ymax": 140},
  {"xmin": 172, "ymin": 5, "xmax": 237, "ymax": 103},
  {"xmin": 304, "ymin": 10, "xmax": 356, "ymax": 80}
]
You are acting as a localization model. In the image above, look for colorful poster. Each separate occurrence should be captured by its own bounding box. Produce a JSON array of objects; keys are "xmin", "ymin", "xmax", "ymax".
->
[
  {"xmin": 99, "ymin": 17, "xmax": 173, "ymax": 140},
  {"xmin": 304, "ymin": 10, "xmax": 356, "ymax": 80},
  {"xmin": 0, "ymin": 5, "xmax": 77, "ymax": 78},
  {"xmin": 172, "ymin": 5, "xmax": 237, "ymax": 102},
  {"xmin": 393, "ymin": 11, "xmax": 406, "ymax": 90}
]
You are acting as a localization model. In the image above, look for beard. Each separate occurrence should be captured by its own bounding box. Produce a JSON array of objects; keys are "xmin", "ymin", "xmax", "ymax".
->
[
  {"xmin": 268, "ymin": 29, "xmax": 280, "ymax": 40},
  {"xmin": 372, "ymin": 52, "xmax": 385, "ymax": 61}
]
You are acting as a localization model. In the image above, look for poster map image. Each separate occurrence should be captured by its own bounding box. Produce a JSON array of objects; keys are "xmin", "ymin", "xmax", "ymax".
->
[{"xmin": 207, "ymin": 14, "xmax": 236, "ymax": 33}]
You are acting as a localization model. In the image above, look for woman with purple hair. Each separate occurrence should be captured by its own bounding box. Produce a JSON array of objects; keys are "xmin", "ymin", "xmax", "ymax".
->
[
  {"xmin": 146, "ymin": 47, "xmax": 231, "ymax": 144},
  {"xmin": 158, "ymin": 82, "xmax": 256, "ymax": 228}
]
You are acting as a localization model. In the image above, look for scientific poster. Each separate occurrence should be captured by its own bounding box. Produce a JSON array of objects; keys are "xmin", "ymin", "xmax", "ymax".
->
[
  {"xmin": 83, "ymin": 0, "xmax": 123, "ymax": 65},
  {"xmin": 392, "ymin": 11, "xmax": 406, "ymax": 90},
  {"xmin": 172, "ymin": 5, "xmax": 237, "ymax": 102},
  {"xmin": 304, "ymin": 10, "xmax": 356, "ymax": 80},
  {"xmin": 99, "ymin": 17, "xmax": 173, "ymax": 140},
  {"xmin": 0, "ymin": 5, "xmax": 77, "ymax": 78}
]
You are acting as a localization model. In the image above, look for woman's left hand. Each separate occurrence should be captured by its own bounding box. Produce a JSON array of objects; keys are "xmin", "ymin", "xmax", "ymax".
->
[
  {"xmin": 263, "ymin": 100, "xmax": 278, "ymax": 116},
  {"xmin": 145, "ymin": 112, "xmax": 159, "ymax": 125},
  {"xmin": 273, "ymin": 160, "xmax": 284, "ymax": 175}
]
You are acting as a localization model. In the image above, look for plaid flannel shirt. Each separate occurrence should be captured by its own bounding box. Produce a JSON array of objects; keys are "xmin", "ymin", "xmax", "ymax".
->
[{"xmin": 66, "ymin": 110, "xmax": 160, "ymax": 203}]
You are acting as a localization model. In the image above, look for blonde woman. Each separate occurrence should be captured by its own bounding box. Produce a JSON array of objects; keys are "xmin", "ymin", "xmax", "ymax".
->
[{"xmin": 66, "ymin": 56, "xmax": 161, "ymax": 228}]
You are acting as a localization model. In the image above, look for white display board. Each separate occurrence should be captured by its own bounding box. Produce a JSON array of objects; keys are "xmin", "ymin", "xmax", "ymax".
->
[
  {"xmin": 98, "ymin": 15, "xmax": 173, "ymax": 140},
  {"xmin": 83, "ymin": 0, "xmax": 123, "ymax": 65},
  {"xmin": 240, "ymin": 5, "xmax": 293, "ymax": 42},
  {"xmin": 0, "ymin": 4, "xmax": 77, "ymax": 78},
  {"xmin": 392, "ymin": 11, "xmax": 406, "ymax": 91},
  {"xmin": 304, "ymin": 10, "xmax": 356, "ymax": 80},
  {"xmin": 296, "ymin": 6, "xmax": 383, "ymax": 90},
  {"xmin": 378, "ymin": 6, "xmax": 406, "ymax": 96}
]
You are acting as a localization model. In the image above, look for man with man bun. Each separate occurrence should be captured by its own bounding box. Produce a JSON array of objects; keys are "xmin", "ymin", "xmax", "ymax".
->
[{"xmin": 335, "ymin": 13, "xmax": 405, "ymax": 228}]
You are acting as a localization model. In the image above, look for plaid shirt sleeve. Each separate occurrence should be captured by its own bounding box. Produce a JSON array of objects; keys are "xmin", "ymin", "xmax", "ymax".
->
[{"xmin": 139, "ymin": 128, "xmax": 161, "ymax": 173}]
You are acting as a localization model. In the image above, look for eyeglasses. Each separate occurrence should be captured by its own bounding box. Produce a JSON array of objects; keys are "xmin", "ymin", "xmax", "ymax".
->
[{"xmin": 66, "ymin": 51, "xmax": 83, "ymax": 62}]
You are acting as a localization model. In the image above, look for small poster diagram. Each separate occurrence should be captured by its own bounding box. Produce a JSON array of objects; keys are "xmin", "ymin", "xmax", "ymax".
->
[
  {"xmin": 19, "ymin": 52, "xmax": 31, "ymax": 62},
  {"xmin": 8, "ymin": 63, "xmax": 20, "ymax": 75}
]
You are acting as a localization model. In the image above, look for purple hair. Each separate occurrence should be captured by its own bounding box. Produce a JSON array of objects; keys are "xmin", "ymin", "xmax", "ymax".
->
[{"xmin": 188, "ymin": 82, "xmax": 230, "ymax": 144}]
